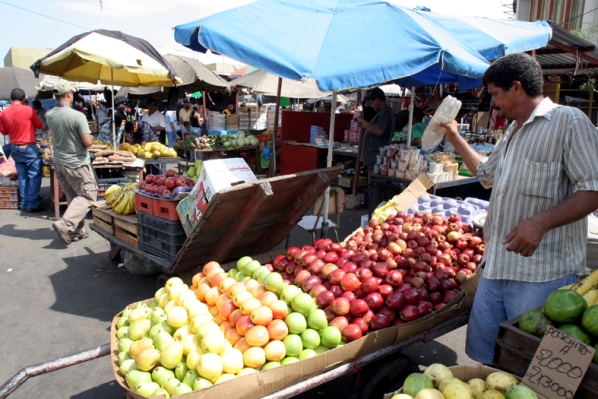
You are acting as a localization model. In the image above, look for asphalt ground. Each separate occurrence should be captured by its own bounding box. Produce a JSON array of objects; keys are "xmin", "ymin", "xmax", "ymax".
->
[{"xmin": 0, "ymin": 178, "xmax": 475, "ymax": 399}]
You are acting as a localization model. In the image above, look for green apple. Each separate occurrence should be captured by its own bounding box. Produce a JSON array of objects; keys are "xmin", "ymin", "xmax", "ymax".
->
[
  {"xmin": 135, "ymin": 348, "xmax": 161, "ymax": 371},
  {"xmin": 125, "ymin": 369, "xmax": 152, "ymax": 390},
  {"xmin": 261, "ymin": 362, "xmax": 281, "ymax": 370},
  {"xmin": 135, "ymin": 381, "xmax": 160, "ymax": 397},
  {"xmin": 280, "ymin": 357, "xmax": 299, "ymax": 365},
  {"xmin": 161, "ymin": 342, "xmax": 184, "ymax": 370},
  {"xmin": 243, "ymin": 260, "xmax": 261, "ymax": 275},
  {"xmin": 119, "ymin": 358, "xmax": 137, "ymax": 376},
  {"xmin": 174, "ymin": 361, "xmax": 189, "ymax": 381},
  {"xmin": 314, "ymin": 345, "xmax": 329, "ymax": 354},
  {"xmin": 118, "ymin": 338, "xmax": 133, "ymax": 354},
  {"xmin": 235, "ymin": 271, "xmax": 247, "ymax": 282},
  {"xmin": 152, "ymin": 387, "xmax": 170, "ymax": 398},
  {"xmin": 291, "ymin": 293, "xmax": 315, "ymax": 316},
  {"xmin": 256, "ymin": 268, "xmax": 271, "ymax": 284},
  {"xmin": 152, "ymin": 366, "xmax": 175, "ymax": 387},
  {"xmin": 182, "ymin": 369, "xmax": 199, "ymax": 388},
  {"xmin": 165, "ymin": 276, "xmax": 184, "ymax": 291},
  {"xmin": 154, "ymin": 331, "xmax": 175, "ymax": 352},
  {"xmin": 118, "ymin": 351, "xmax": 132, "ymax": 365},
  {"xmin": 298, "ymin": 349, "xmax": 317, "ymax": 360},
  {"xmin": 320, "ymin": 326, "xmax": 341, "ymax": 348},
  {"xmin": 128, "ymin": 319, "xmax": 152, "ymax": 340},
  {"xmin": 237, "ymin": 256, "xmax": 253, "ymax": 271},
  {"xmin": 149, "ymin": 322, "xmax": 174, "ymax": 340},
  {"xmin": 193, "ymin": 377, "xmax": 213, "ymax": 390},
  {"xmin": 241, "ymin": 275, "xmax": 251, "ymax": 282},
  {"xmin": 307, "ymin": 309, "xmax": 328, "ymax": 331},
  {"xmin": 117, "ymin": 326, "xmax": 129, "ymax": 339},
  {"xmin": 163, "ymin": 377, "xmax": 181, "ymax": 395},
  {"xmin": 252, "ymin": 266, "xmax": 268, "ymax": 280},
  {"xmin": 280, "ymin": 285, "xmax": 302, "ymax": 305},
  {"xmin": 148, "ymin": 299, "xmax": 159, "ymax": 309},
  {"xmin": 300, "ymin": 329, "xmax": 321, "ymax": 349},
  {"xmin": 285, "ymin": 312, "xmax": 307, "ymax": 334},
  {"xmin": 117, "ymin": 317, "xmax": 130, "ymax": 329},
  {"xmin": 282, "ymin": 334, "xmax": 303, "ymax": 357},
  {"xmin": 264, "ymin": 273, "xmax": 285, "ymax": 293},
  {"xmin": 227, "ymin": 268, "xmax": 239, "ymax": 278},
  {"xmin": 172, "ymin": 383, "xmax": 193, "ymax": 396}
]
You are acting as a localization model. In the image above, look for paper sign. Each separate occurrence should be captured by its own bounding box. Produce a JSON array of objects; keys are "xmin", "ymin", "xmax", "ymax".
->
[{"xmin": 522, "ymin": 326, "xmax": 595, "ymax": 399}]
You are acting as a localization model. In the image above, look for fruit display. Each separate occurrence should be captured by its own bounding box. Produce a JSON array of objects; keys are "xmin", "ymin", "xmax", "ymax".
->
[
  {"xmin": 393, "ymin": 364, "xmax": 528, "ymax": 399},
  {"xmin": 105, "ymin": 183, "xmax": 139, "ymax": 215},
  {"xmin": 271, "ymin": 211, "xmax": 483, "ymax": 335},
  {"xmin": 220, "ymin": 131, "xmax": 259, "ymax": 149},
  {"xmin": 255, "ymin": 128, "xmax": 281, "ymax": 143},
  {"xmin": 182, "ymin": 160, "xmax": 202, "ymax": 182},
  {"xmin": 139, "ymin": 169, "xmax": 195, "ymax": 199},
  {"xmin": 114, "ymin": 258, "xmax": 342, "ymax": 397},
  {"xmin": 518, "ymin": 270, "xmax": 598, "ymax": 362},
  {"xmin": 138, "ymin": 142, "xmax": 178, "ymax": 159}
]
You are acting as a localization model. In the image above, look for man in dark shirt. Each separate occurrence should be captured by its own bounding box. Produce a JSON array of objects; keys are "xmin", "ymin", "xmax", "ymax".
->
[{"xmin": 354, "ymin": 87, "xmax": 395, "ymax": 180}]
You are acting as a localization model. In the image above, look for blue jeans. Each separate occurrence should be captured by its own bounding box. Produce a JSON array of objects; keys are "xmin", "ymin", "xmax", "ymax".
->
[
  {"xmin": 166, "ymin": 130, "xmax": 176, "ymax": 148},
  {"xmin": 10, "ymin": 144, "xmax": 42, "ymax": 209},
  {"xmin": 465, "ymin": 273, "xmax": 578, "ymax": 364}
]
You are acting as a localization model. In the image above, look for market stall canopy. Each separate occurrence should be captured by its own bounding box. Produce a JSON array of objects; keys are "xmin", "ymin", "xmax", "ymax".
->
[
  {"xmin": 37, "ymin": 75, "xmax": 107, "ymax": 93},
  {"xmin": 379, "ymin": 84, "xmax": 410, "ymax": 97},
  {"xmin": 0, "ymin": 66, "xmax": 40, "ymax": 100},
  {"xmin": 206, "ymin": 62, "xmax": 241, "ymax": 76},
  {"xmin": 232, "ymin": 65, "xmax": 258, "ymax": 77},
  {"xmin": 174, "ymin": 0, "xmax": 491, "ymax": 92},
  {"xmin": 30, "ymin": 29, "xmax": 180, "ymax": 87},
  {"xmin": 233, "ymin": 69, "xmax": 330, "ymax": 98}
]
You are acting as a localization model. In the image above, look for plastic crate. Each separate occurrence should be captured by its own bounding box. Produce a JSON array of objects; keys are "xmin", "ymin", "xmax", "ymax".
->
[
  {"xmin": 0, "ymin": 186, "xmax": 19, "ymax": 209},
  {"xmin": 153, "ymin": 197, "xmax": 180, "ymax": 221},
  {"xmin": 135, "ymin": 192, "xmax": 154, "ymax": 216},
  {"xmin": 138, "ymin": 212, "xmax": 187, "ymax": 262},
  {"xmin": 96, "ymin": 178, "xmax": 128, "ymax": 201}
]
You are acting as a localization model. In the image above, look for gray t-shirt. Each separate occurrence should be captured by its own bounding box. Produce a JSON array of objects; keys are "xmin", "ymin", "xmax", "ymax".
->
[
  {"xmin": 360, "ymin": 106, "xmax": 395, "ymax": 165},
  {"xmin": 46, "ymin": 105, "xmax": 91, "ymax": 167}
]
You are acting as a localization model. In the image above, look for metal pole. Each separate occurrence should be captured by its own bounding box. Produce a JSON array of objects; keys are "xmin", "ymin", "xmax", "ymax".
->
[
  {"xmin": 270, "ymin": 77, "xmax": 282, "ymax": 177},
  {"xmin": 406, "ymin": 86, "xmax": 415, "ymax": 146},
  {"xmin": 321, "ymin": 90, "xmax": 337, "ymax": 238},
  {"xmin": 352, "ymin": 89, "xmax": 364, "ymax": 196},
  {"xmin": 202, "ymin": 91, "xmax": 208, "ymax": 132},
  {"xmin": 111, "ymin": 69, "xmax": 116, "ymax": 150}
]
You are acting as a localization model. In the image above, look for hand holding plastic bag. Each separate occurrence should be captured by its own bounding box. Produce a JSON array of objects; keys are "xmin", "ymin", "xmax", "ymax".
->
[
  {"xmin": 0, "ymin": 155, "xmax": 17, "ymax": 178},
  {"xmin": 421, "ymin": 96, "xmax": 462, "ymax": 151}
]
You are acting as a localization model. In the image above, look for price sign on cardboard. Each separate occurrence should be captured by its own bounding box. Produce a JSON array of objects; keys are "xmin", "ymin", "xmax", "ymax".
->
[{"xmin": 522, "ymin": 326, "xmax": 595, "ymax": 399}]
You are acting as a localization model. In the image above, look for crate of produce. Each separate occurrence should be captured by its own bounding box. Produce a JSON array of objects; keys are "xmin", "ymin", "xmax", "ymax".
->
[
  {"xmin": 134, "ymin": 192, "xmax": 154, "ymax": 216},
  {"xmin": 138, "ymin": 212, "xmax": 186, "ymax": 262},
  {"xmin": 97, "ymin": 178, "xmax": 128, "ymax": 201},
  {"xmin": 0, "ymin": 186, "xmax": 19, "ymax": 209},
  {"xmin": 152, "ymin": 197, "xmax": 180, "ymax": 221},
  {"xmin": 91, "ymin": 202, "xmax": 139, "ymax": 247}
]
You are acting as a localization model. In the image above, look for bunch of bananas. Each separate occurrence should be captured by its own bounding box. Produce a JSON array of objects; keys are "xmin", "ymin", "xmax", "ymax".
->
[
  {"xmin": 104, "ymin": 183, "xmax": 138, "ymax": 215},
  {"xmin": 559, "ymin": 269, "xmax": 598, "ymax": 306}
]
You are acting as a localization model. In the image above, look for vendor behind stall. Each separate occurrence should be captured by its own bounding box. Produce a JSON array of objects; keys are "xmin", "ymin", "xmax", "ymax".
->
[
  {"xmin": 440, "ymin": 53, "xmax": 598, "ymax": 365},
  {"xmin": 97, "ymin": 115, "xmax": 124, "ymax": 144},
  {"xmin": 124, "ymin": 120, "xmax": 159, "ymax": 145}
]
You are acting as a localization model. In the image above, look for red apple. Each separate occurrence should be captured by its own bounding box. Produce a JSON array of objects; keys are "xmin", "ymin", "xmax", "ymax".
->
[
  {"xmin": 340, "ymin": 273, "xmax": 361, "ymax": 292},
  {"xmin": 385, "ymin": 291, "xmax": 406, "ymax": 310},
  {"xmin": 399, "ymin": 304, "xmax": 420, "ymax": 322},
  {"xmin": 329, "ymin": 269, "xmax": 346, "ymax": 285},
  {"xmin": 352, "ymin": 317, "xmax": 369, "ymax": 334},
  {"xmin": 330, "ymin": 297, "xmax": 351, "ymax": 315},
  {"xmin": 341, "ymin": 291, "xmax": 356, "ymax": 302},
  {"xmin": 330, "ymin": 316, "xmax": 349, "ymax": 331},
  {"xmin": 350, "ymin": 299, "xmax": 369, "ymax": 317},
  {"xmin": 361, "ymin": 276, "xmax": 379, "ymax": 294},
  {"xmin": 403, "ymin": 288, "xmax": 420, "ymax": 305},
  {"xmin": 330, "ymin": 285, "xmax": 343, "ymax": 298},
  {"xmin": 316, "ymin": 290, "xmax": 336, "ymax": 308},
  {"xmin": 365, "ymin": 292, "xmax": 384, "ymax": 310},
  {"xmin": 385, "ymin": 270, "xmax": 403, "ymax": 286},
  {"xmin": 369, "ymin": 313, "xmax": 391, "ymax": 330},
  {"xmin": 378, "ymin": 284, "xmax": 393, "ymax": 298}
]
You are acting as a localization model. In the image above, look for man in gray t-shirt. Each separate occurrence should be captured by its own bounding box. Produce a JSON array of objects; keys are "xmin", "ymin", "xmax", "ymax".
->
[
  {"xmin": 354, "ymin": 87, "xmax": 395, "ymax": 178},
  {"xmin": 46, "ymin": 82, "xmax": 98, "ymax": 246}
]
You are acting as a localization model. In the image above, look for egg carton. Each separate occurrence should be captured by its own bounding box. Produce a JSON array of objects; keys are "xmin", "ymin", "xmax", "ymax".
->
[
  {"xmin": 426, "ymin": 171, "xmax": 453, "ymax": 184},
  {"xmin": 407, "ymin": 194, "xmax": 489, "ymax": 225}
]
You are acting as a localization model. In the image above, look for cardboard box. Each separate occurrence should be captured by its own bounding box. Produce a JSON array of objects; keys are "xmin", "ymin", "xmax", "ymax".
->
[
  {"xmin": 176, "ymin": 158, "xmax": 257, "ymax": 235},
  {"xmin": 338, "ymin": 175, "xmax": 367, "ymax": 188}
]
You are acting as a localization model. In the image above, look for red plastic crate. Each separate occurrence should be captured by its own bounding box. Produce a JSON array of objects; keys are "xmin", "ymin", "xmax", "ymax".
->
[
  {"xmin": 152, "ymin": 197, "xmax": 180, "ymax": 221},
  {"xmin": 0, "ymin": 187, "xmax": 19, "ymax": 209},
  {"xmin": 135, "ymin": 192, "xmax": 154, "ymax": 216}
]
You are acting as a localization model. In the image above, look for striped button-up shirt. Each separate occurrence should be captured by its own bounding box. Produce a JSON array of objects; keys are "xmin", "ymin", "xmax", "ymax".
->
[{"xmin": 477, "ymin": 98, "xmax": 598, "ymax": 282}]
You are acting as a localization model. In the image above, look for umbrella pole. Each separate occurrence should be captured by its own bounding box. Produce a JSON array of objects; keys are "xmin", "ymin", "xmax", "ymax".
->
[
  {"xmin": 407, "ymin": 86, "xmax": 415, "ymax": 146},
  {"xmin": 352, "ymin": 89, "xmax": 364, "ymax": 196},
  {"xmin": 111, "ymin": 69, "xmax": 116, "ymax": 151},
  {"xmin": 321, "ymin": 90, "xmax": 337, "ymax": 238},
  {"xmin": 400, "ymin": 87, "xmax": 406, "ymax": 109},
  {"xmin": 270, "ymin": 77, "xmax": 282, "ymax": 178}
]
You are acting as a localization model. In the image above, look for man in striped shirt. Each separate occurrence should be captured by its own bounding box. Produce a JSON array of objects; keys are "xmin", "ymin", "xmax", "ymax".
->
[{"xmin": 441, "ymin": 53, "xmax": 598, "ymax": 364}]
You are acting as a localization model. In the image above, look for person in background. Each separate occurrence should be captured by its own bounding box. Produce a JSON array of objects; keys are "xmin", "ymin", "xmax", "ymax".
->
[
  {"xmin": 124, "ymin": 120, "xmax": 159, "ymax": 145},
  {"xmin": 335, "ymin": 102, "xmax": 346, "ymax": 113},
  {"xmin": 164, "ymin": 107, "xmax": 180, "ymax": 148},
  {"xmin": 462, "ymin": 106, "xmax": 476, "ymax": 132},
  {"xmin": 32, "ymin": 100, "xmax": 48, "ymax": 134},
  {"xmin": 221, "ymin": 103, "xmax": 236, "ymax": 115},
  {"xmin": 441, "ymin": 53, "xmax": 598, "ymax": 365},
  {"xmin": 97, "ymin": 115, "xmax": 124, "ymax": 144},
  {"xmin": 96, "ymin": 101, "xmax": 109, "ymax": 126},
  {"xmin": 140, "ymin": 98, "xmax": 165, "ymax": 145},
  {"xmin": 178, "ymin": 100, "xmax": 192, "ymax": 133},
  {"xmin": 354, "ymin": 87, "xmax": 394, "ymax": 181},
  {"xmin": 0, "ymin": 88, "xmax": 44, "ymax": 212},
  {"xmin": 46, "ymin": 82, "xmax": 97, "ymax": 244},
  {"xmin": 408, "ymin": 107, "xmax": 426, "ymax": 148},
  {"xmin": 189, "ymin": 105, "xmax": 203, "ymax": 136}
]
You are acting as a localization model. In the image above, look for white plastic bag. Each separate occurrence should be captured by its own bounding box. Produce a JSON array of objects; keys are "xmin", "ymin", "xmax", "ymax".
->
[{"xmin": 421, "ymin": 95, "xmax": 462, "ymax": 151}]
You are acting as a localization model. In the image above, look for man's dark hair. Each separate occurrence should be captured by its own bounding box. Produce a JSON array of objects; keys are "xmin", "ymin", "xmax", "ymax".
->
[
  {"xmin": 367, "ymin": 87, "xmax": 386, "ymax": 101},
  {"xmin": 32, "ymin": 100, "xmax": 42, "ymax": 107},
  {"xmin": 482, "ymin": 53, "xmax": 544, "ymax": 97},
  {"xmin": 146, "ymin": 98, "xmax": 157, "ymax": 106},
  {"xmin": 114, "ymin": 115, "xmax": 123, "ymax": 126},
  {"xmin": 413, "ymin": 107, "xmax": 425, "ymax": 121},
  {"xmin": 124, "ymin": 121, "xmax": 135, "ymax": 132},
  {"xmin": 10, "ymin": 88, "xmax": 26, "ymax": 101}
]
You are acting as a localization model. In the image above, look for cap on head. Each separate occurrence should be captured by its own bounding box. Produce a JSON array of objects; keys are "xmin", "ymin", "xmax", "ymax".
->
[
  {"xmin": 10, "ymin": 88, "xmax": 26, "ymax": 101},
  {"xmin": 367, "ymin": 87, "xmax": 386, "ymax": 101},
  {"xmin": 53, "ymin": 81, "xmax": 76, "ymax": 96}
]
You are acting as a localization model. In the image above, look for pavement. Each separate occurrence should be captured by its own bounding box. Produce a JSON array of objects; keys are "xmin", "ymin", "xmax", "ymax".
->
[{"xmin": 0, "ymin": 178, "xmax": 475, "ymax": 399}]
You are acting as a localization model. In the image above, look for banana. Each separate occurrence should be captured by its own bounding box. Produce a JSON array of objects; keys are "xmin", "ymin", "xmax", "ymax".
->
[
  {"xmin": 104, "ymin": 185, "xmax": 120, "ymax": 200},
  {"xmin": 113, "ymin": 192, "xmax": 129, "ymax": 214},
  {"xmin": 558, "ymin": 283, "xmax": 574, "ymax": 290},
  {"xmin": 583, "ymin": 289, "xmax": 598, "ymax": 307},
  {"xmin": 570, "ymin": 277, "xmax": 598, "ymax": 296}
]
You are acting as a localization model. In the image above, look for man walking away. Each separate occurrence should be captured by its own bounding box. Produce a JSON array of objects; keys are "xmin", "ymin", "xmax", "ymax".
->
[
  {"xmin": 0, "ymin": 88, "xmax": 44, "ymax": 212},
  {"xmin": 46, "ymin": 82, "xmax": 98, "ymax": 245}
]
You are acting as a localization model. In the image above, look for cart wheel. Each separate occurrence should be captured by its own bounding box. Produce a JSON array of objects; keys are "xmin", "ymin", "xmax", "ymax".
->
[
  {"xmin": 355, "ymin": 354, "xmax": 420, "ymax": 399},
  {"xmin": 156, "ymin": 274, "xmax": 173, "ymax": 290}
]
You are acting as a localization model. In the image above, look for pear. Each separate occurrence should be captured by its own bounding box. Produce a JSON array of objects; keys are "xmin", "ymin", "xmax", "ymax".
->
[
  {"xmin": 167, "ymin": 306, "xmax": 189, "ymax": 329},
  {"xmin": 135, "ymin": 381, "xmax": 160, "ymax": 397},
  {"xmin": 193, "ymin": 377, "xmax": 213, "ymax": 390},
  {"xmin": 182, "ymin": 370, "xmax": 199, "ymax": 388},
  {"xmin": 158, "ymin": 293, "xmax": 171, "ymax": 308},
  {"xmin": 155, "ymin": 331, "xmax": 175, "ymax": 352},
  {"xmin": 119, "ymin": 358, "xmax": 137, "ymax": 376},
  {"xmin": 118, "ymin": 338, "xmax": 133, "ymax": 353},
  {"xmin": 122, "ymin": 307, "xmax": 132, "ymax": 318},
  {"xmin": 128, "ymin": 319, "xmax": 152, "ymax": 341},
  {"xmin": 129, "ymin": 338, "xmax": 154, "ymax": 358},
  {"xmin": 172, "ymin": 383, "xmax": 193, "ymax": 396},
  {"xmin": 149, "ymin": 322, "xmax": 175, "ymax": 340},
  {"xmin": 118, "ymin": 351, "xmax": 132, "ymax": 366},
  {"xmin": 125, "ymin": 369, "xmax": 152, "ymax": 390},
  {"xmin": 189, "ymin": 315, "xmax": 213, "ymax": 334},
  {"xmin": 165, "ymin": 277, "xmax": 185, "ymax": 291},
  {"xmin": 176, "ymin": 289, "xmax": 196, "ymax": 306},
  {"xmin": 152, "ymin": 366, "xmax": 175, "ymax": 387},
  {"xmin": 186, "ymin": 347, "xmax": 205, "ymax": 370},
  {"xmin": 181, "ymin": 333, "xmax": 199, "ymax": 356},
  {"xmin": 164, "ymin": 300, "xmax": 178, "ymax": 314},
  {"xmin": 117, "ymin": 317, "xmax": 130, "ymax": 329},
  {"xmin": 129, "ymin": 307, "xmax": 151, "ymax": 323},
  {"xmin": 135, "ymin": 348, "xmax": 161, "ymax": 371},
  {"xmin": 148, "ymin": 299, "xmax": 159, "ymax": 309},
  {"xmin": 187, "ymin": 302, "xmax": 210, "ymax": 319},
  {"xmin": 174, "ymin": 361, "xmax": 189, "ymax": 381},
  {"xmin": 152, "ymin": 387, "xmax": 170, "ymax": 398},
  {"xmin": 161, "ymin": 342, "xmax": 184, "ymax": 369},
  {"xmin": 163, "ymin": 377, "xmax": 181, "ymax": 396},
  {"xmin": 150, "ymin": 307, "xmax": 166, "ymax": 324},
  {"xmin": 173, "ymin": 325, "xmax": 191, "ymax": 342},
  {"xmin": 196, "ymin": 320, "xmax": 219, "ymax": 339},
  {"xmin": 117, "ymin": 326, "xmax": 129, "ymax": 339},
  {"xmin": 155, "ymin": 287, "xmax": 166, "ymax": 302}
]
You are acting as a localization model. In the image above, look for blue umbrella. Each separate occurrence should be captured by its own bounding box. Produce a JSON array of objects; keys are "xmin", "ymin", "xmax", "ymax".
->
[{"xmin": 174, "ymin": 0, "xmax": 491, "ymax": 92}]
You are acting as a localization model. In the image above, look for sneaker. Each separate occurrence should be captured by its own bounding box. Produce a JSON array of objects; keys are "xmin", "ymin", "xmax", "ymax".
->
[
  {"xmin": 70, "ymin": 229, "xmax": 89, "ymax": 242},
  {"xmin": 25, "ymin": 206, "xmax": 46, "ymax": 213},
  {"xmin": 52, "ymin": 223, "xmax": 71, "ymax": 245}
]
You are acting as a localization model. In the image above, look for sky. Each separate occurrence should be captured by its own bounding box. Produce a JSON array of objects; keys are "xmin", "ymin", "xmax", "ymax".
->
[{"xmin": 2, "ymin": 0, "xmax": 511, "ymax": 67}]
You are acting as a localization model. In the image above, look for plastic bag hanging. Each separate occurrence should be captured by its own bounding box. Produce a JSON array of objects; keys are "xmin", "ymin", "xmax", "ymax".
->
[{"xmin": 421, "ymin": 95, "xmax": 462, "ymax": 151}]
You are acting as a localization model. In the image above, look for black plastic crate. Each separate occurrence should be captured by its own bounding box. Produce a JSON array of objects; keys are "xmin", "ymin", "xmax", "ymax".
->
[
  {"xmin": 96, "ymin": 178, "xmax": 128, "ymax": 201},
  {"xmin": 138, "ymin": 212, "xmax": 186, "ymax": 262}
]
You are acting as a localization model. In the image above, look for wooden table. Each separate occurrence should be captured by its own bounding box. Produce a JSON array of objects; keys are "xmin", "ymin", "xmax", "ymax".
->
[{"xmin": 49, "ymin": 165, "xmax": 67, "ymax": 220}]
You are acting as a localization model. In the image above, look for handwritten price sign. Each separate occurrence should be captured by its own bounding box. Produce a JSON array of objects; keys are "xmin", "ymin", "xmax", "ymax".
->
[{"xmin": 522, "ymin": 326, "xmax": 595, "ymax": 399}]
